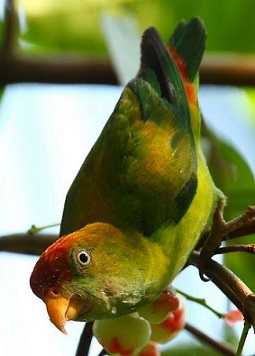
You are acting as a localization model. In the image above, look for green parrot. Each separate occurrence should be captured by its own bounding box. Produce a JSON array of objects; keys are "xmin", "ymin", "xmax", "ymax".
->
[{"xmin": 30, "ymin": 18, "xmax": 223, "ymax": 334}]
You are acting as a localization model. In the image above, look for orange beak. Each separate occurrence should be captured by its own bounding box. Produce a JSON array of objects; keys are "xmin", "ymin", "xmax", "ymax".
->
[{"xmin": 44, "ymin": 289, "xmax": 84, "ymax": 334}]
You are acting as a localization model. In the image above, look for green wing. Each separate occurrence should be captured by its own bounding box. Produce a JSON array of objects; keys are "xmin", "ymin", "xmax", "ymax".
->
[{"xmin": 60, "ymin": 18, "xmax": 206, "ymax": 237}]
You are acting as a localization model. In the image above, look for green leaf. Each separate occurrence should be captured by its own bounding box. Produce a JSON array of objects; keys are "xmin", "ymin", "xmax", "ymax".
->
[
  {"xmin": 19, "ymin": 0, "xmax": 143, "ymax": 55},
  {"xmin": 202, "ymin": 123, "xmax": 255, "ymax": 219},
  {"xmin": 243, "ymin": 88, "xmax": 255, "ymax": 124},
  {"xmin": 16, "ymin": 0, "xmax": 255, "ymax": 55},
  {"xmin": 0, "ymin": 87, "xmax": 4, "ymax": 101},
  {"xmin": 142, "ymin": 0, "xmax": 255, "ymax": 54}
]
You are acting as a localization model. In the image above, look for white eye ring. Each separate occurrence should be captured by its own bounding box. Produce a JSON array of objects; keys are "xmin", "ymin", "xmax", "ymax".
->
[{"xmin": 76, "ymin": 250, "xmax": 91, "ymax": 267}]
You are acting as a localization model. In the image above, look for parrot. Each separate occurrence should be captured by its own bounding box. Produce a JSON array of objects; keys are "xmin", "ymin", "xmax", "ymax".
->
[{"xmin": 30, "ymin": 17, "xmax": 223, "ymax": 334}]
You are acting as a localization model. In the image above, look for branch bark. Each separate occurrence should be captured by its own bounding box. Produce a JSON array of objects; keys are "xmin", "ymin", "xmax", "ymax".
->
[
  {"xmin": 0, "ymin": 233, "xmax": 57, "ymax": 255},
  {"xmin": 75, "ymin": 322, "xmax": 93, "ymax": 356},
  {"xmin": 188, "ymin": 251, "xmax": 255, "ymax": 327},
  {"xmin": 185, "ymin": 322, "xmax": 236, "ymax": 355},
  {"xmin": 0, "ymin": 53, "xmax": 118, "ymax": 85},
  {"xmin": 201, "ymin": 54, "xmax": 255, "ymax": 86},
  {"xmin": 1, "ymin": 52, "xmax": 255, "ymax": 86}
]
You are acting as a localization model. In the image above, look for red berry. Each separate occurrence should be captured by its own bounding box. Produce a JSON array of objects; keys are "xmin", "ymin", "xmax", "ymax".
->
[
  {"xmin": 93, "ymin": 314, "xmax": 151, "ymax": 355},
  {"xmin": 139, "ymin": 288, "xmax": 179, "ymax": 324},
  {"xmin": 150, "ymin": 297, "xmax": 185, "ymax": 344},
  {"xmin": 139, "ymin": 341, "xmax": 160, "ymax": 356}
]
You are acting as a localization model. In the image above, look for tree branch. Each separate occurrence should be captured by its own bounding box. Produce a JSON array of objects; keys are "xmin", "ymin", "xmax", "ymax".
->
[
  {"xmin": 216, "ymin": 244, "xmax": 255, "ymax": 255},
  {"xmin": 0, "ymin": 233, "xmax": 57, "ymax": 255},
  {"xmin": 1, "ymin": 51, "xmax": 255, "ymax": 86},
  {"xmin": 188, "ymin": 251, "xmax": 255, "ymax": 327},
  {"xmin": 0, "ymin": 53, "xmax": 118, "ymax": 85},
  {"xmin": 201, "ymin": 54, "xmax": 255, "ymax": 86},
  {"xmin": 75, "ymin": 322, "xmax": 93, "ymax": 356},
  {"xmin": 196, "ymin": 206, "xmax": 255, "ymax": 251},
  {"xmin": 185, "ymin": 322, "xmax": 236, "ymax": 355},
  {"xmin": 225, "ymin": 218, "xmax": 255, "ymax": 241}
]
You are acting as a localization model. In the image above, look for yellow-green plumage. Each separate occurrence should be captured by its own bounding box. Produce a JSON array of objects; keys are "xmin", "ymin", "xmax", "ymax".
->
[{"xmin": 30, "ymin": 18, "xmax": 223, "ymax": 331}]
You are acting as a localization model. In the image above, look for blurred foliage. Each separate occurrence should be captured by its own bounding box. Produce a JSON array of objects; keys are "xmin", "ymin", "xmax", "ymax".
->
[
  {"xmin": 203, "ymin": 123, "xmax": 255, "ymax": 290},
  {"xmin": 0, "ymin": 0, "xmax": 253, "ymax": 55},
  {"xmin": 202, "ymin": 123, "xmax": 255, "ymax": 218},
  {"xmin": 244, "ymin": 88, "xmax": 255, "ymax": 123},
  {"xmin": 0, "ymin": 88, "xmax": 4, "ymax": 101},
  {"xmin": 162, "ymin": 344, "xmax": 223, "ymax": 355},
  {"xmin": 225, "ymin": 233, "xmax": 255, "ymax": 291},
  {"xmin": 0, "ymin": 88, "xmax": 5, "ymax": 114}
]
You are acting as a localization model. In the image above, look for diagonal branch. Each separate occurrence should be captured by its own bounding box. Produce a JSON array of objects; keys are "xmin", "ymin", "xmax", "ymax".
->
[
  {"xmin": 185, "ymin": 322, "xmax": 236, "ymax": 355},
  {"xmin": 188, "ymin": 251, "xmax": 255, "ymax": 327}
]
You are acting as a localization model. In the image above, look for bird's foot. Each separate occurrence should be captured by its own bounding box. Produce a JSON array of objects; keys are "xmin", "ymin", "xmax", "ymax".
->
[{"xmin": 198, "ymin": 198, "xmax": 255, "ymax": 281}]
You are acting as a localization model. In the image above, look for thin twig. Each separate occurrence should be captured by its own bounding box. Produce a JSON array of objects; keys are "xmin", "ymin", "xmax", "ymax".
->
[
  {"xmin": 185, "ymin": 322, "xmax": 236, "ymax": 355},
  {"xmin": 197, "ymin": 206, "xmax": 255, "ymax": 250},
  {"xmin": 28, "ymin": 223, "xmax": 60, "ymax": 235},
  {"xmin": 222, "ymin": 206, "xmax": 255, "ymax": 239},
  {"xmin": 176, "ymin": 289, "xmax": 225, "ymax": 319},
  {"xmin": 225, "ymin": 218, "xmax": 255, "ymax": 241},
  {"xmin": 198, "ymin": 204, "xmax": 255, "ymax": 280},
  {"xmin": 216, "ymin": 244, "xmax": 255, "ymax": 255},
  {"xmin": 75, "ymin": 322, "xmax": 93, "ymax": 356}
]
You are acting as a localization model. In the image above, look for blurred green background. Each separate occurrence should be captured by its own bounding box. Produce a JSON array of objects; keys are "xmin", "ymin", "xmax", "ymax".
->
[{"xmin": 6, "ymin": 0, "xmax": 255, "ymax": 55}]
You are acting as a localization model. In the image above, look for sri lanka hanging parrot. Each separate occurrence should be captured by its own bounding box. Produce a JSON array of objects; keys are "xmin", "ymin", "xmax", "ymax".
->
[{"xmin": 30, "ymin": 17, "xmax": 223, "ymax": 334}]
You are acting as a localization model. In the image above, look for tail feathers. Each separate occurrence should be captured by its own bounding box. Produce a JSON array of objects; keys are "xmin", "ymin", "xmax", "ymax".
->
[
  {"xmin": 139, "ymin": 27, "xmax": 175, "ymax": 105},
  {"xmin": 168, "ymin": 17, "xmax": 206, "ymax": 84},
  {"xmin": 139, "ymin": 26, "xmax": 190, "ymax": 128}
]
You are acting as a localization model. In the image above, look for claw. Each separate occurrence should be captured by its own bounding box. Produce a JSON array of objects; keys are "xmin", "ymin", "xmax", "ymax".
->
[{"xmin": 198, "ymin": 200, "xmax": 255, "ymax": 281}]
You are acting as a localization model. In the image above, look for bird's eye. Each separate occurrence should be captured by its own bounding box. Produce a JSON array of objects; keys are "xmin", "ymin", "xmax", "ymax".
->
[{"xmin": 76, "ymin": 249, "xmax": 91, "ymax": 267}]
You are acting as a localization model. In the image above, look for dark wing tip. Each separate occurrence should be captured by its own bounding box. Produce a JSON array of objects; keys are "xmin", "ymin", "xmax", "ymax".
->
[
  {"xmin": 169, "ymin": 17, "xmax": 206, "ymax": 82},
  {"xmin": 139, "ymin": 26, "xmax": 173, "ymax": 104}
]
